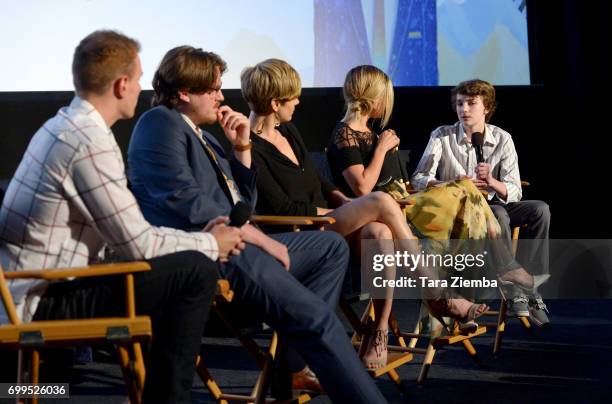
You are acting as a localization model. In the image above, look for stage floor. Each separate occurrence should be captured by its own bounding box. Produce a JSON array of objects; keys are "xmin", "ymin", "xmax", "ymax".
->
[{"xmin": 11, "ymin": 299, "xmax": 612, "ymax": 404}]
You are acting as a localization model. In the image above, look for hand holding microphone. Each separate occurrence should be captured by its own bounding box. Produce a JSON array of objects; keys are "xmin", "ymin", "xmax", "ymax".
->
[
  {"xmin": 204, "ymin": 202, "xmax": 251, "ymax": 262},
  {"xmin": 378, "ymin": 129, "xmax": 400, "ymax": 153},
  {"xmin": 471, "ymin": 132, "xmax": 492, "ymax": 188}
]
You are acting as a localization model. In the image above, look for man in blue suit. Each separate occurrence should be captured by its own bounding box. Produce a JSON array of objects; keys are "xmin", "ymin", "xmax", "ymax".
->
[{"xmin": 128, "ymin": 46, "xmax": 387, "ymax": 403}]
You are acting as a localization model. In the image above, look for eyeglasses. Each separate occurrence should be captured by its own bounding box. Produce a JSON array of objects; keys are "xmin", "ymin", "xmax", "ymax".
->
[
  {"xmin": 189, "ymin": 86, "xmax": 222, "ymax": 96},
  {"xmin": 205, "ymin": 86, "xmax": 222, "ymax": 95}
]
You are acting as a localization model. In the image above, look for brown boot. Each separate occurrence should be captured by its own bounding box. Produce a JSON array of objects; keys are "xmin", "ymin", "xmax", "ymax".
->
[{"xmin": 291, "ymin": 366, "xmax": 324, "ymax": 394}]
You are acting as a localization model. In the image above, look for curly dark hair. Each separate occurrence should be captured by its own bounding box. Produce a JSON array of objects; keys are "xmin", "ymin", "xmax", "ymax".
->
[{"xmin": 451, "ymin": 79, "xmax": 497, "ymax": 122}]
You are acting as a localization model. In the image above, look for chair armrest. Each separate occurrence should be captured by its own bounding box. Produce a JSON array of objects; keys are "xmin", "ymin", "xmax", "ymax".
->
[
  {"xmin": 305, "ymin": 216, "xmax": 336, "ymax": 225},
  {"xmin": 251, "ymin": 215, "xmax": 336, "ymax": 226},
  {"xmin": 4, "ymin": 262, "xmax": 151, "ymax": 280},
  {"xmin": 251, "ymin": 215, "xmax": 314, "ymax": 226}
]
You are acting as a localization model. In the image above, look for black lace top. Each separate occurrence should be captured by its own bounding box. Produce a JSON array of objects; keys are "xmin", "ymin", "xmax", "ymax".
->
[{"xmin": 327, "ymin": 122, "xmax": 406, "ymax": 197}]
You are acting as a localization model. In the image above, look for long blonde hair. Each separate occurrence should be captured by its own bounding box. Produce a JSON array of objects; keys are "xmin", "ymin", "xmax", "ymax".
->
[{"xmin": 342, "ymin": 65, "xmax": 394, "ymax": 128}]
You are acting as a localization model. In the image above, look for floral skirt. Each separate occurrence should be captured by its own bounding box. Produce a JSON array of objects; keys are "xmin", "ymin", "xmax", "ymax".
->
[
  {"xmin": 401, "ymin": 180, "xmax": 514, "ymax": 296},
  {"xmin": 403, "ymin": 179, "xmax": 501, "ymax": 241}
]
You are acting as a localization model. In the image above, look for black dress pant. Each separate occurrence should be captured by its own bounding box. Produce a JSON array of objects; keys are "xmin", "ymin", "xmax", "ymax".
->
[{"xmin": 33, "ymin": 250, "xmax": 219, "ymax": 404}]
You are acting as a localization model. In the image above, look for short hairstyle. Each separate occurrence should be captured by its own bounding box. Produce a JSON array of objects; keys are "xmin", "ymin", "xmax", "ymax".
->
[
  {"xmin": 152, "ymin": 46, "xmax": 227, "ymax": 108},
  {"xmin": 342, "ymin": 65, "xmax": 394, "ymax": 128},
  {"xmin": 240, "ymin": 59, "xmax": 302, "ymax": 114},
  {"xmin": 72, "ymin": 30, "xmax": 140, "ymax": 96},
  {"xmin": 451, "ymin": 79, "xmax": 497, "ymax": 122}
]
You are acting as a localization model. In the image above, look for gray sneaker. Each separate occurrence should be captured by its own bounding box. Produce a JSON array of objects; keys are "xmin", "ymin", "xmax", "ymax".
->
[
  {"xmin": 507, "ymin": 294, "xmax": 530, "ymax": 317},
  {"xmin": 528, "ymin": 295, "xmax": 551, "ymax": 328}
]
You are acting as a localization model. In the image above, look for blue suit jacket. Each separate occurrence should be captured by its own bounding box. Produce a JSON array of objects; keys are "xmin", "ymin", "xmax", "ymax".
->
[{"xmin": 128, "ymin": 106, "xmax": 257, "ymax": 231}]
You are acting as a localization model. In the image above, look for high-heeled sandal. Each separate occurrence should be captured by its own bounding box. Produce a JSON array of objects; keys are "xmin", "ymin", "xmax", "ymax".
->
[
  {"xmin": 425, "ymin": 298, "xmax": 488, "ymax": 334},
  {"xmin": 358, "ymin": 325, "xmax": 389, "ymax": 370}
]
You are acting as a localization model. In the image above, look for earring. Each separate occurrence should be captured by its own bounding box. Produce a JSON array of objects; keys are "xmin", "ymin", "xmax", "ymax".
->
[
  {"xmin": 273, "ymin": 112, "xmax": 280, "ymax": 128},
  {"xmin": 255, "ymin": 120, "xmax": 264, "ymax": 135}
]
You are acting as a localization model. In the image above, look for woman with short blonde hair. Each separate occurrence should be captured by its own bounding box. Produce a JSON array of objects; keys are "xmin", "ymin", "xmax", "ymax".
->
[{"xmin": 242, "ymin": 59, "xmax": 489, "ymax": 372}]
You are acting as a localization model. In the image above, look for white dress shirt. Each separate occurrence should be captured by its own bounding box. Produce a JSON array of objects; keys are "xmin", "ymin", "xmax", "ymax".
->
[
  {"xmin": 411, "ymin": 122, "xmax": 522, "ymax": 203},
  {"xmin": 0, "ymin": 97, "xmax": 218, "ymax": 322}
]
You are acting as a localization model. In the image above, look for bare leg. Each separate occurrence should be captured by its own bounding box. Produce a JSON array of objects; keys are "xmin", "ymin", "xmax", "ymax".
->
[
  {"xmin": 354, "ymin": 222, "xmax": 394, "ymax": 369},
  {"xmin": 327, "ymin": 192, "xmax": 414, "ymax": 240},
  {"xmin": 329, "ymin": 192, "xmax": 488, "ymax": 323}
]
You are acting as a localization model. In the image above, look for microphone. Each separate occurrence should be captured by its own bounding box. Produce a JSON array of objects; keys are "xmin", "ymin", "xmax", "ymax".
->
[
  {"xmin": 472, "ymin": 132, "xmax": 485, "ymax": 164},
  {"xmin": 228, "ymin": 201, "xmax": 251, "ymax": 227}
]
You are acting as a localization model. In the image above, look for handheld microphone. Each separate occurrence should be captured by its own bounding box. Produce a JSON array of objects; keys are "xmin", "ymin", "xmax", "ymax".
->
[
  {"xmin": 472, "ymin": 132, "xmax": 485, "ymax": 164},
  {"xmin": 228, "ymin": 201, "xmax": 251, "ymax": 227}
]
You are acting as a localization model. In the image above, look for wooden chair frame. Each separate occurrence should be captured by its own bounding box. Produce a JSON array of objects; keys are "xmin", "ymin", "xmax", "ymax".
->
[
  {"xmin": 379, "ymin": 194, "xmax": 487, "ymax": 385},
  {"xmin": 195, "ymin": 216, "xmax": 316, "ymax": 404},
  {"xmin": 262, "ymin": 215, "xmax": 414, "ymax": 394},
  {"xmin": 0, "ymin": 262, "xmax": 152, "ymax": 404},
  {"xmin": 479, "ymin": 181, "xmax": 534, "ymax": 356}
]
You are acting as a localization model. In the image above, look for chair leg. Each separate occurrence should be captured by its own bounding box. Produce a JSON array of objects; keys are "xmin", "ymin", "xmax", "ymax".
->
[
  {"xmin": 408, "ymin": 313, "xmax": 423, "ymax": 349},
  {"xmin": 493, "ymin": 298, "xmax": 508, "ymax": 356},
  {"xmin": 196, "ymin": 356, "xmax": 229, "ymax": 404},
  {"xmin": 17, "ymin": 349, "xmax": 24, "ymax": 382},
  {"xmin": 117, "ymin": 345, "xmax": 140, "ymax": 404},
  {"xmin": 386, "ymin": 368, "xmax": 407, "ymax": 394},
  {"xmin": 388, "ymin": 310, "xmax": 408, "ymax": 349},
  {"xmin": 132, "ymin": 342, "xmax": 146, "ymax": 392},
  {"xmin": 461, "ymin": 339, "xmax": 483, "ymax": 366},
  {"xmin": 339, "ymin": 298, "xmax": 367, "ymax": 346},
  {"xmin": 519, "ymin": 316, "xmax": 532, "ymax": 331},
  {"xmin": 29, "ymin": 350, "xmax": 40, "ymax": 404},
  {"xmin": 416, "ymin": 342, "xmax": 436, "ymax": 385},
  {"xmin": 250, "ymin": 332, "xmax": 278, "ymax": 404}
]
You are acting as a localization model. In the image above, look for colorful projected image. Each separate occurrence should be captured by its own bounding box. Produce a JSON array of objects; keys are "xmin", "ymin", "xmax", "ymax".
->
[
  {"xmin": 0, "ymin": 0, "xmax": 530, "ymax": 91},
  {"xmin": 314, "ymin": 0, "xmax": 530, "ymax": 86}
]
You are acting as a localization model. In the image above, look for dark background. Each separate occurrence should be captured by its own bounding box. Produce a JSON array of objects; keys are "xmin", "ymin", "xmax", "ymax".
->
[{"xmin": 0, "ymin": 0, "xmax": 610, "ymax": 238}]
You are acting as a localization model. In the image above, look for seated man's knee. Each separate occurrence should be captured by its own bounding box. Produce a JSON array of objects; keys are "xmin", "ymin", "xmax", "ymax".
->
[
  {"xmin": 490, "ymin": 204, "xmax": 511, "ymax": 226},
  {"xmin": 529, "ymin": 200, "xmax": 550, "ymax": 221},
  {"xmin": 319, "ymin": 230, "xmax": 350, "ymax": 257},
  {"xmin": 175, "ymin": 250, "xmax": 220, "ymax": 288}
]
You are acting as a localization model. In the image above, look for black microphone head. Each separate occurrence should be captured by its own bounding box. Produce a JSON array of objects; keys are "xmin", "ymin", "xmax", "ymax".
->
[
  {"xmin": 472, "ymin": 132, "xmax": 484, "ymax": 147},
  {"xmin": 472, "ymin": 132, "xmax": 485, "ymax": 163},
  {"xmin": 229, "ymin": 201, "xmax": 251, "ymax": 227}
]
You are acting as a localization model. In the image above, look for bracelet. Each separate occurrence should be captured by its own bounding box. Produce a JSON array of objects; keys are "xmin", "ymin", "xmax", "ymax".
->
[{"xmin": 233, "ymin": 141, "xmax": 252, "ymax": 151}]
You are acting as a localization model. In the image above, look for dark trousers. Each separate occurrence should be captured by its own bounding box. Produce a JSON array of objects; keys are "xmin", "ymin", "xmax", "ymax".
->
[
  {"xmin": 33, "ymin": 250, "xmax": 220, "ymax": 404},
  {"xmin": 489, "ymin": 200, "xmax": 551, "ymax": 275},
  {"xmin": 222, "ymin": 230, "xmax": 387, "ymax": 404}
]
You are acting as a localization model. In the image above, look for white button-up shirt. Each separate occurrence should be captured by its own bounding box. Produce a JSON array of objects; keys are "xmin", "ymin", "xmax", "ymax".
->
[
  {"xmin": 0, "ymin": 97, "xmax": 218, "ymax": 322},
  {"xmin": 411, "ymin": 122, "xmax": 522, "ymax": 203}
]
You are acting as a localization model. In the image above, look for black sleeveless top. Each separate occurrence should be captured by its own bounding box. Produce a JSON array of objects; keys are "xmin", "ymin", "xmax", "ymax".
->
[{"xmin": 327, "ymin": 122, "xmax": 406, "ymax": 197}]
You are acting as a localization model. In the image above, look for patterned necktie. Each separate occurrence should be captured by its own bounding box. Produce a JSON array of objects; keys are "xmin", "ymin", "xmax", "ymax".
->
[{"xmin": 197, "ymin": 130, "xmax": 242, "ymax": 205}]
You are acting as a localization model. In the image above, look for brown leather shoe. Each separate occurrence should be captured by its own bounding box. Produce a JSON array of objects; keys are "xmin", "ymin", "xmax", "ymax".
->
[{"xmin": 291, "ymin": 366, "xmax": 325, "ymax": 394}]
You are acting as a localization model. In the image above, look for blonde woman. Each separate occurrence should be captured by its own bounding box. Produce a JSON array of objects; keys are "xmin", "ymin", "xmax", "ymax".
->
[
  {"xmin": 241, "ymin": 59, "xmax": 489, "ymax": 370},
  {"xmin": 328, "ymin": 65, "xmax": 540, "ymax": 309}
]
